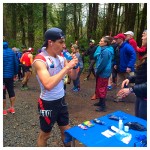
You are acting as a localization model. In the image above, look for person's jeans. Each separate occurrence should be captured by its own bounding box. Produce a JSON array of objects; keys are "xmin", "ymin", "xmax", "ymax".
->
[{"xmin": 73, "ymin": 68, "xmax": 83, "ymax": 88}]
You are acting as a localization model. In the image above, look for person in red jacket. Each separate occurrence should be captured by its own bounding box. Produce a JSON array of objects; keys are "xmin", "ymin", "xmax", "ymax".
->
[
  {"xmin": 20, "ymin": 47, "xmax": 33, "ymax": 90},
  {"xmin": 136, "ymin": 30, "xmax": 147, "ymax": 60},
  {"xmin": 124, "ymin": 31, "xmax": 137, "ymax": 51}
]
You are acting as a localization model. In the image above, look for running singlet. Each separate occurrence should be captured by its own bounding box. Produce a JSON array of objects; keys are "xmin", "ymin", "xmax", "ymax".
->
[
  {"xmin": 21, "ymin": 52, "xmax": 31, "ymax": 66},
  {"xmin": 32, "ymin": 50, "xmax": 65, "ymax": 101}
]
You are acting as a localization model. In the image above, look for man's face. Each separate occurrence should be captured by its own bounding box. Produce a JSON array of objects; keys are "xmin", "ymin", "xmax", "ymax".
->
[
  {"xmin": 51, "ymin": 38, "xmax": 65, "ymax": 55},
  {"xmin": 142, "ymin": 35, "xmax": 147, "ymax": 47},
  {"xmin": 125, "ymin": 34, "xmax": 132, "ymax": 40},
  {"xmin": 115, "ymin": 38, "xmax": 122, "ymax": 45},
  {"xmin": 89, "ymin": 42, "xmax": 94, "ymax": 47}
]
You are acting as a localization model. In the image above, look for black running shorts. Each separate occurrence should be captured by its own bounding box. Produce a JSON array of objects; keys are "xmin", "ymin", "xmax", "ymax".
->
[
  {"xmin": 3, "ymin": 78, "xmax": 15, "ymax": 99},
  {"xmin": 38, "ymin": 97, "xmax": 69, "ymax": 132}
]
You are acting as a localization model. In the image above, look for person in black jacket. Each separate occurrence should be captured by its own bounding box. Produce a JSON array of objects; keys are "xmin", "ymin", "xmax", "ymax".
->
[
  {"xmin": 117, "ymin": 33, "xmax": 147, "ymax": 120},
  {"xmin": 83, "ymin": 39, "xmax": 97, "ymax": 81}
]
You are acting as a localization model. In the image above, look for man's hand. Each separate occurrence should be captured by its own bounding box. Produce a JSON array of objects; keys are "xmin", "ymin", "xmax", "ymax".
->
[
  {"xmin": 117, "ymin": 88, "xmax": 131, "ymax": 99},
  {"xmin": 121, "ymin": 79, "xmax": 129, "ymax": 88}
]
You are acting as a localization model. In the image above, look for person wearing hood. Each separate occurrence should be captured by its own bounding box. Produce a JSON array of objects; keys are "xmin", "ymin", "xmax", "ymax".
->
[
  {"xmin": 93, "ymin": 36, "xmax": 114, "ymax": 112},
  {"xmin": 3, "ymin": 41, "xmax": 18, "ymax": 115}
]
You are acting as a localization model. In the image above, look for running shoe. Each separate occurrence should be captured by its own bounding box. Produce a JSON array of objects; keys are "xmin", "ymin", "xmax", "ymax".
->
[
  {"xmin": 7, "ymin": 107, "xmax": 15, "ymax": 114},
  {"xmin": 3, "ymin": 110, "xmax": 8, "ymax": 115},
  {"xmin": 73, "ymin": 88, "xmax": 79, "ymax": 92},
  {"xmin": 107, "ymin": 85, "xmax": 112, "ymax": 90}
]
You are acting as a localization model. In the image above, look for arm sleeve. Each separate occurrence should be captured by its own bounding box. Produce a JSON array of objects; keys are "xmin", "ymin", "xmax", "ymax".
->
[
  {"xmin": 127, "ymin": 46, "xmax": 136, "ymax": 68},
  {"xmin": 96, "ymin": 50, "xmax": 109, "ymax": 74},
  {"xmin": 132, "ymin": 82, "xmax": 147, "ymax": 98},
  {"xmin": 127, "ymin": 75, "xmax": 136, "ymax": 83}
]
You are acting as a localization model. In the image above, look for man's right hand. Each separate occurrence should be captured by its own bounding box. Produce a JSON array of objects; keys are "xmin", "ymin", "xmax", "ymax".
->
[{"xmin": 121, "ymin": 79, "xmax": 129, "ymax": 88}]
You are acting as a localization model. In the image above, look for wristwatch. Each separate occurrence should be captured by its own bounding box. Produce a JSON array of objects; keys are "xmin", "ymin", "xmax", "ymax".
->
[{"xmin": 129, "ymin": 87, "xmax": 134, "ymax": 93}]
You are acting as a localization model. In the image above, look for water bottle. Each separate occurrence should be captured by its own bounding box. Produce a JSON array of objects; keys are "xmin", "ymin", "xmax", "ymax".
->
[
  {"xmin": 63, "ymin": 51, "xmax": 79, "ymax": 69},
  {"xmin": 63, "ymin": 51, "xmax": 72, "ymax": 61},
  {"xmin": 118, "ymin": 118, "xmax": 123, "ymax": 131}
]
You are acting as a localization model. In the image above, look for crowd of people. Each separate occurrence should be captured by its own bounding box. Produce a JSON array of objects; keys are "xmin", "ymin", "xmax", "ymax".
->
[{"xmin": 3, "ymin": 28, "xmax": 147, "ymax": 146}]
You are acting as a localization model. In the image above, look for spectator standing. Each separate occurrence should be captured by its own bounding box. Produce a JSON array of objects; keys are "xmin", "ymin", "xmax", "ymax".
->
[
  {"xmin": 124, "ymin": 31, "xmax": 137, "ymax": 51},
  {"xmin": 3, "ymin": 41, "xmax": 18, "ymax": 115},
  {"xmin": 12, "ymin": 47, "xmax": 23, "ymax": 80},
  {"xmin": 21, "ymin": 45, "xmax": 28, "ymax": 77},
  {"xmin": 93, "ymin": 36, "xmax": 114, "ymax": 112},
  {"xmin": 83, "ymin": 39, "xmax": 97, "ymax": 81},
  {"xmin": 20, "ymin": 47, "xmax": 33, "ymax": 90},
  {"xmin": 71, "ymin": 44, "xmax": 84, "ymax": 91},
  {"xmin": 113, "ymin": 33, "xmax": 136, "ymax": 102},
  {"xmin": 117, "ymin": 32, "xmax": 147, "ymax": 120},
  {"xmin": 136, "ymin": 30, "xmax": 147, "ymax": 60},
  {"xmin": 32, "ymin": 27, "xmax": 78, "ymax": 147}
]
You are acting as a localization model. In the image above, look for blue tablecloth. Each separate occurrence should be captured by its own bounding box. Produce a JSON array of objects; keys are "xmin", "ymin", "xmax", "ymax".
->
[{"xmin": 64, "ymin": 110, "xmax": 147, "ymax": 147}]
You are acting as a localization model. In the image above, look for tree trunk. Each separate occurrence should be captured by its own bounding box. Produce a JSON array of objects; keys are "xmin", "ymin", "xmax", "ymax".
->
[
  {"xmin": 43, "ymin": 3, "xmax": 47, "ymax": 38},
  {"xmin": 137, "ymin": 3, "xmax": 147, "ymax": 45},
  {"xmin": 11, "ymin": 4, "xmax": 17, "ymax": 43},
  {"xmin": 27, "ymin": 4, "xmax": 34, "ymax": 47},
  {"xmin": 103, "ymin": 3, "xmax": 113, "ymax": 36},
  {"xmin": 87, "ymin": 3, "xmax": 98, "ymax": 40},
  {"xmin": 112, "ymin": 3, "xmax": 118, "ymax": 35}
]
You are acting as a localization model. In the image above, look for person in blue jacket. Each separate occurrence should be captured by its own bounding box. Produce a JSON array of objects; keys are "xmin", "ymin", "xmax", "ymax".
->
[
  {"xmin": 3, "ymin": 41, "xmax": 18, "ymax": 115},
  {"xmin": 93, "ymin": 36, "xmax": 114, "ymax": 112},
  {"xmin": 117, "ymin": 33, "xmax": 147, "ymax": 120},
  {"xmin": 113, "ymin": 33, "xmax": 136, "ymax": 102}
]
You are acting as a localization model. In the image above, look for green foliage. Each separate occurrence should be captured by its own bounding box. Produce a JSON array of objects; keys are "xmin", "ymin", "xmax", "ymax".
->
[{"xmin": 3, "ymin": 3, "xmax": 147, "ymax": 50}]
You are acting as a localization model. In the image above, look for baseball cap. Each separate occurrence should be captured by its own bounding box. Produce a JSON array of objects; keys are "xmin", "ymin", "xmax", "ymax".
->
[
  {"xmin": 89, "ymin": 39, "xmax": 95, "ymax": 44},
  {"xmin": 114, "ymin": 33, "xmax": 125, "ymax": 40},
  {"xmin": 42, "ymin": 27, "xmax": 65, "ymax": 47},
  {"xmin": 28, "ymin": 47, "xmax": 34, "ymax": 52},
  {"xmin": 124, "ymin": 31, "xmax": 134, "ymax": 36}
]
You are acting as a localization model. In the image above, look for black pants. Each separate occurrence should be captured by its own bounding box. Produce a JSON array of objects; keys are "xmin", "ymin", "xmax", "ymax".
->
[
  {"xmin": 135, "ymin": 97, "xmax": 147, "ymax": 120},
  {"xmin": 86, "ymin": 60, "xmax": 95, "ymax": 78}
]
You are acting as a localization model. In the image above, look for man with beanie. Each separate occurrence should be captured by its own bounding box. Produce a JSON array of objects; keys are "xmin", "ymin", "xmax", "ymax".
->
[{"xmin": 32, "ymin": 27, "xmax": 78, "ymax": 147}]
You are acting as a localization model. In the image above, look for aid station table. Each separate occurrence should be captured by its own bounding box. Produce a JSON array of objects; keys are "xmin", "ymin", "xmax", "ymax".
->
[{"xmin": 64, "ymin": 110, "xmax": 147, "ymax": 147}]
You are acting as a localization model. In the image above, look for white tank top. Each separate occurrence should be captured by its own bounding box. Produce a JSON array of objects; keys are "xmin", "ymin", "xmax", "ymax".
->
[{"xmin": 33, "ymin": 50, "xmax": 65, "ymax": 101}]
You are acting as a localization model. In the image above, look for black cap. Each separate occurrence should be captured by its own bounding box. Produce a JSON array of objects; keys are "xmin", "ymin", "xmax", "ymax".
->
[{"xmin": 42, "ymin": 27, "xmax": 65, "ymax": 47}]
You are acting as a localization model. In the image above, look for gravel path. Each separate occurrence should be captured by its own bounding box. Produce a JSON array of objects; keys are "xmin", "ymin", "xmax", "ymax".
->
[{"xmin": 3, "ymin": 73, "xmax": 135, "ymax": 147}]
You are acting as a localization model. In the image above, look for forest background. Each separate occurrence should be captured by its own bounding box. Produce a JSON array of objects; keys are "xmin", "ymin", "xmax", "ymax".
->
[{"xmin": 3, "ymin": 3, "xmax": 147, "ymax": 60}]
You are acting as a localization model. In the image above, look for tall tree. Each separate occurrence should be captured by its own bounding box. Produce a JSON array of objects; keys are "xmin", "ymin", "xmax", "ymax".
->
[
  {"xmin": 112, "ymin": 3, "xmax": 118, "ymax": 35},
  {"xmin": 103, "ymin": 3, "xmax": 114, "ymax": 36},
  {"xmin": 11, "ymin": 3, "xmax": 17, "ymax": 43},
  {"xmin": 27, "ymin": 4, "xmax": 34, "ymax": 47},
  {"xmin": 87, "ymin": 3, "xmax": 99, "ymax": 40},
  {"xmin": 18, "ymin": 4, "xmax": 26, "ymax": 46},
  {"xmin": 124, "ymin": 3, "xmax": 138, "ymax": 31},
  {"xmin": 43, "ymin": 3, "xmax": 47, "ymax": 38},
  {"xmin": 73, "ymin": 4, "xmax": 79, "ymax": 40},
  {"xmin": 137, "ymin": 3, "xmax": 147, "ymax": 45}
]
